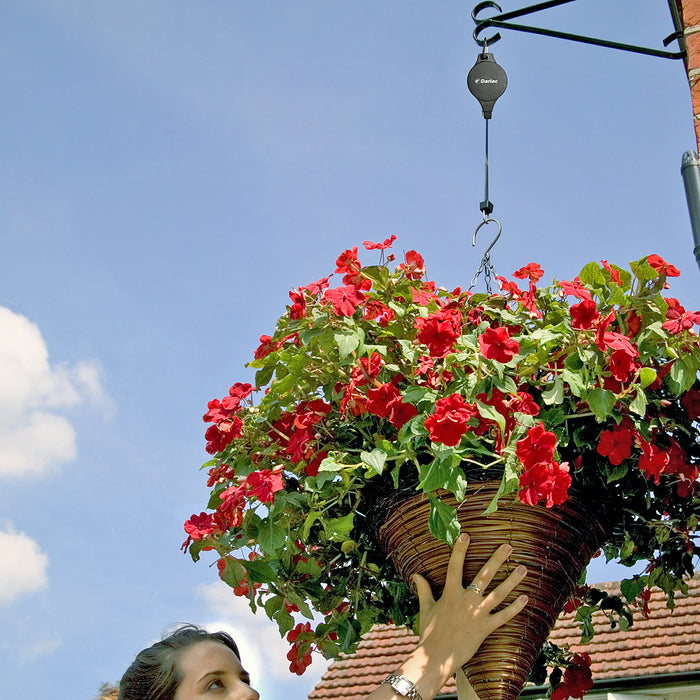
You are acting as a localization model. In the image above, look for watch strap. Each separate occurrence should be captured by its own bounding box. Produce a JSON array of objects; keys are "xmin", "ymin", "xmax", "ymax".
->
[{"xmin": 382, "ymin": 673, "xmax": 423, "ymax": 700}]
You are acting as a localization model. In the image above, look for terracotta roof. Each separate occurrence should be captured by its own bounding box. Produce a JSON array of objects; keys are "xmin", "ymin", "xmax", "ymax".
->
[{"xmin": 309, "ymin": 576, "xmax": 700, "ymax": 700}]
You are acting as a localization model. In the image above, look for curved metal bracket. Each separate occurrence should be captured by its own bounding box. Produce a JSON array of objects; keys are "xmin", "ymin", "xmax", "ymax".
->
[{"xmin": 472, "ymin": 0, "xmax": 687, "ymax": 60}]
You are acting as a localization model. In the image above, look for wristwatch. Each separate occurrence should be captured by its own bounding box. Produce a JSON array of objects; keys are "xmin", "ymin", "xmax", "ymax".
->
[{"xmin": 382, "ymin": 674, "xmax": 423, "ymax": 700}]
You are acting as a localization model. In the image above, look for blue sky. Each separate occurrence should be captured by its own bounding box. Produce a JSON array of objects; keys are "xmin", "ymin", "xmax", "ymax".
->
[{"xmin": 0, "ymin": 2, "xmax": 697, "ymax": 699}]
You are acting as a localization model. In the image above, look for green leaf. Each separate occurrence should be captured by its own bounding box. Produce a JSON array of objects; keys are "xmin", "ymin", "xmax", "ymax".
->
[
  {"xmin": 318, "ymin": 455, "xmax": 344, "ymax": 472},
  {"xmin": 587, "ymin": 388, "xmax": 616, "ymax": 421},
  {"xmin": 361, "ymin": 449, "xmax": 387, "ymax": 476},
  {"xmin": 639, "ymin": 367, "xmax": 657, "ymax": 389},
  {"xmin": 669, "ymin": 356, "xmax": 699, "ymax": 394},
  {"xmin": 629, "ymin": 389, "xmax": 647, "ymax": 417},
  {"xmin": 542, "ymin": 374, "xmax": 564, "ymax": 405},
  {"xmin": 620, "ymin": 577, "xmax": 646, "ymax": 602},
  {"xmin": 605, "ymin": 463, "xmax": 628, "ymax": 483},
  {"xmin": 325, "ymin": 512, "xmax": 355, "ymax": 542},
  {"xmin": 335, "ymin": 330, "xmax": 361, "ymax": 358},
  {"xmin": 476, "ymin": 401, "xmax": 506, "ymax": 434},
  {"xmin": 578, "ymin": 262, "xmax": 606, "ymax": 288},
  {"xmin": 258, "ymin": 518, "xmax": 287, "ymax": 555},
  {"xmin": 562, "ymin": 369, "xmax": 585, "ymax": 397},
  {"xmin": 427, "ymin": 495, "xmax": 460, "ymax": 546}
]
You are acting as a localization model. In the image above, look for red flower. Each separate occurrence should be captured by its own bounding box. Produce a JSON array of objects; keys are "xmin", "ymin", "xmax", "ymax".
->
[
  {"xmin": 662, "ymin": 297, "xmax": 700, "ymax": 334},
  {"xmin": 682, "ymin": 388, "xmax": 700, "ymax": 421},
  {"xmin": 478, "ymin": 326, "xmax": 519, "ymax": 363},
  {"xmin": 400, "ymin": 250, "xmax": 426, "ymax": 280},
  {"xmin": 335, "ymin": 247, "xmax": 361, "ymax": 276},
  {"xmin": 496, "ymin": 276, "xmax": 522, "ymax": 299},
  {"xmin": 415, "ymin": 308, "xmax": 462, "ymax": 358},
  {"xmin": 518, "ymin": 460, "xmax": 571, "ymax": 507},
  {"xmin": 551, "ymin": 653, "xmax": 593, "ymax": 700},
  {"xmin": 323, "ymin": 285, "xmax": 366, "ymax": 316},
  {"xmin": 289, "ymin": 289, "xmax": 307, "ymax": 319},
  {"xmin": 516, "ymin": 423, "xmax": 557, "ymax": 470},
  {"xmin": 366, "ymin": 383, "xmax": 417, "ymax": 429},
  {"xmin": 254, "ymin": 335, "xmax": 280, "ymax": 359},
  {"xmin": 363, "ymin": 300, "xmax": 394, "ymax": 326},
  {"xmin": 569, "ymin": 299, "xmax": 599, "ymax": 330},
  {"xmin": 596, "ymin": 424, "xmax": 634, "ymax": 465},
  {"xmin": 286, "ymin": 622, "xmax": 315, "ymax": 675},
  {"xmin": 205, "ymin": 417, "xmax": 243, "ymax": 454},
  {"xmin": 302, "ymin": 275, "xmax": 332, "ymax": 296},
  {"xmin": 638, "ymin": 440, "xmax": 669, "ymax": 484},
  {"xmin": 350, "ymin": 352, "xmax": 384, "ymax": 386},
  {"xmin": 601, "ymin": 260, "xmax": 622, "ymax": 286},
  {"xmin": 559, "ymin": 278, "xmax": 591, "ymax": 301},
  {"xmin": 647, "ymin": 254, "xmax": 680, "ymax": 277},
  {"xmin": 366, "ymin": 383, "xmax": 402, "ymax": 418},
  {"xmin": 513, "ymin": 262, "xmax": 544, "ymax": 282},
  {"xmin": 608, "ymin": 347, "xmax": 637, "ymax": 382},
  {"xmin": 304, "ymin": 451, "xmax": 328, "ymax": 477},
  {"xmin": 363, "ymin": 235, "xmax": 396, "ymax": 250},
  {"xmin": 245, "ymin": 468, "xmax": 285, "ymax": 504},
  {"xmin": 425, "ymin": 394, "xmax": 477, "ymax": 446}
]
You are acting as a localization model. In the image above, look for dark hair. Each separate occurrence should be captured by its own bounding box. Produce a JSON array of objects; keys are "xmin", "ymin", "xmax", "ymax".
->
[{"xmin": 118, "ymin": 624, "xmax": 241, "ymax": 700}]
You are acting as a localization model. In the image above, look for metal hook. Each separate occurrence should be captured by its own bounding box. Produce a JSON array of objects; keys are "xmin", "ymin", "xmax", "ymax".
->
[
  {"xmin": 472, "ymin": 216, "xmax": 502, "ymax": 255},
  {"xmin": 472, "ymin": 1, "xmax": 503, "ymax": 48}
]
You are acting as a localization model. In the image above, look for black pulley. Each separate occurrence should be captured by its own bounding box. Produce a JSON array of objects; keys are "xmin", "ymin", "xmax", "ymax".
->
[{"xmin": 467, "ymin": 52, "xmax": 507, "ymax": 119}]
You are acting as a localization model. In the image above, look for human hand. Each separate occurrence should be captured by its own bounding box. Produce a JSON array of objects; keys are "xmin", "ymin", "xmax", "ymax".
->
[{"xmin": 412, "ymin": 533, "xmax": 528, "ymax": 682}]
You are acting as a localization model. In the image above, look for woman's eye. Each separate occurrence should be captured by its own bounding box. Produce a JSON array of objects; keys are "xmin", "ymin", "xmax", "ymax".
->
[{"xmin": 206, "ymin": 678, "xmax": 225, "ymax": 691}]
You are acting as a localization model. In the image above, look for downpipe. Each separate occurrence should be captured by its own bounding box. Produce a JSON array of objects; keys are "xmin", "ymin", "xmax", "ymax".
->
[{"xmin": 680, "ymin": 150, "xmax": 700, "ymax": 270}]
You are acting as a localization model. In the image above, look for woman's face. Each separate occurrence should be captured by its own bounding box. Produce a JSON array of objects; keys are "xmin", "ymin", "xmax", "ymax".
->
[{"xmin": 174, "ymin": 640, "xmax": 260, "ymax": 700}]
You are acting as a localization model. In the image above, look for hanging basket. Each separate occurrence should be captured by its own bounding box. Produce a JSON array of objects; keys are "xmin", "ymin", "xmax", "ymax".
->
[{"xmin": 377, "ymin": 480, "xmax": 607, "ymax": 700}]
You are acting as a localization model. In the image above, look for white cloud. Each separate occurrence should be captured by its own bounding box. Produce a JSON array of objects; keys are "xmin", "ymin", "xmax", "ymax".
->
[
  {"xmin": 198, "ymin": 581, "xmax": 330, "ymax": 698},
  {"xmin": 0, "ymin": 306, "xmax": 111, "ymax": 479},
  {"xmin": 0, "ymin": 528, "xmax": 49, "ymax": 606}
]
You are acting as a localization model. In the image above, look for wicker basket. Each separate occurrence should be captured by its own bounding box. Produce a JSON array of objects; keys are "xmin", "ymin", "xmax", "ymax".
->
[{"xmin": 377, "ymin": 481, "xmax": 607, "ymax": 700}]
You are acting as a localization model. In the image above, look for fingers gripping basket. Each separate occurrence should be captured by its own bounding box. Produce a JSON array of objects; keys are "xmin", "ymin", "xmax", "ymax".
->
[{"xmin": 377, "ymin": 481, "xmax": 607, "ymax": 700}]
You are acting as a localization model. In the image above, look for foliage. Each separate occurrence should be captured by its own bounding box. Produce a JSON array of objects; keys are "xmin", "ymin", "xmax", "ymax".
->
[{"xmin": 183, "ymin": 239, "xmax": 700, "ymax": 690}]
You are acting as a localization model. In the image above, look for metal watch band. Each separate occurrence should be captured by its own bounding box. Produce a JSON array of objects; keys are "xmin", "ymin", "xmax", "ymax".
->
[{"xmin": 382, "ymin": 674, "xmax": 423, "ymax": 700}]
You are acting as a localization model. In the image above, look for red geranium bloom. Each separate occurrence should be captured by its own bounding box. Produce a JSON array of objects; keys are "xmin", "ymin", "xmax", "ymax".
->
[
  {"xmin": 513, "ymin": 262, "xmax": 544, "ymax": 282},
  {"xmin": 363, "ymin": 235, "xmax": 396, "ymax": 250},
  {"xmin": 289, "ymin": 289, "xmax": 307, "ymax": 319},
  {"xmin": 363, "ymin": 299, "xmax": 394, "ymax": 326},
  {"xmin": 425, "ymin": 393, "xmax": 477, "ymax": 446},
  {"xmin": 559, "ymin": 277, "xmax": 591, "ymax": 301},
  {"xmin": 478, "ymin": 326, "xmax": 519, "ymax": 363},
  {"xmin": 608, "ymin": 347, "xmax": 637, "ymax": 382},
  {"xmin": 205, "ymin": 417, "xmax": 243, "ymax": 454},
  {"xmin": 245, "ymin": 468, "xmax": 285, "ymax": 504},
  {"xmin": 601, "ymin": 260, "xmax": 622, "ymax": 286},
  {"xmin": 570, "ymin": 298, "xmax": 599, "ymax": 330},
  {"xmin": 662, "ymin": 297, "xmax": 700, "ymax": 334},
  {"xmin": 639, "ymin": 440, "xmax": 669, "ymax": 484},
  {"xmin": 496, "ymin": 276, "xmax": 522, "ymax": 300},
  {"xmin": 302, "ymin": 275, "xmax": 332, "ymax": 296},
  {"xmin": 682, "ymin": 388, "xmax": 700, "ymax": 421},
  {"xmin": 400, "ymin": 250, "xmax": 426, "ymax": 280},
  {"xmin": 516, "ymin": 422, "xmax": 557, "ymax": 470},
  {"xmin": 551, "ymin": 653, "xmax": 593, "ymax": 700},
  {"xmin": 518, "ymin": 460, "xmax": 571, "ymax": 507},
  {"xmin": 254, "ymin": 335, "xmax": 280, "ymax": 359},
  {"xmin": 415, "ymin": 308, "xmax": 462, "ymax": 358},
  {"xmin": 350, "ymin": 352, "xmax": 383, "ymax": 386},
  {"xmin": 596, "ymin": 424, "xmax": 634, "ymax": 465},
  {"xmin": 366, "ymin": 383, "xmax": 402, "ymax": 418},
  {"xmin": 647, "ymin": 254, "xmax": 680, "ymax": 277},
  {"xmin": 323, "ymin": 285, "xmax": 366, "ymax": 316},
  {"xmin": 335, "ymin": 247, "xmax": 361, "ymax": 276}
]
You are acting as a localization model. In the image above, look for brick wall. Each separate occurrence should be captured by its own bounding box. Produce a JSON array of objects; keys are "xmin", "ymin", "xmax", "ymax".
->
[{"xmin": 679, "ymin": 0, "xmax": 700, "ymax": 150}]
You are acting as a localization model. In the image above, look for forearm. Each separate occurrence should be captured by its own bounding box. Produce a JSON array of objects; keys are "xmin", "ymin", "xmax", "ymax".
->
[{"xmin": 364, "ymin": 643, "xmax": 452, "ymax": 700}]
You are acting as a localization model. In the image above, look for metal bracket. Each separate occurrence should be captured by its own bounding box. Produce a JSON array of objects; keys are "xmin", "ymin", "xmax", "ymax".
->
[{"xmin": 472, "ymin": 0, "xmax": 687, "ymax": 61}]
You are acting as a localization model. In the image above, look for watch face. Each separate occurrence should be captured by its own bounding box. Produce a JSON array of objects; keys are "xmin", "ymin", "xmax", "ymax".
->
[{"xmin": 393, "ymin": 677, "xmax": 413, "ymax": 695}]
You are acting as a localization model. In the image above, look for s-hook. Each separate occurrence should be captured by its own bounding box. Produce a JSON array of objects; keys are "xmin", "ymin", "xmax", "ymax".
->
[{"xmin": 469, "ymin": 215, "xmax": 502, "ymax": 292}]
